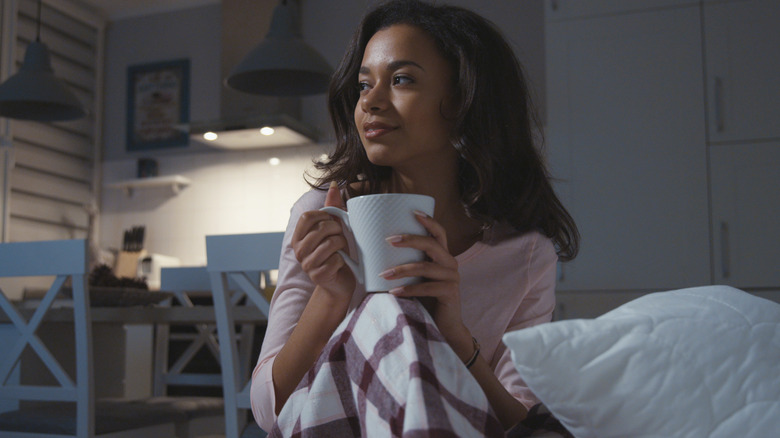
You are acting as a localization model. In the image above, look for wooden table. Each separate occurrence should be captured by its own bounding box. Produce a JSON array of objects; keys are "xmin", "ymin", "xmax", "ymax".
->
[
  {"xmin": 2, "ymin": 285, "xmax": 268, "ymax": 325},
  {"xmin": 1, "ymin": 305, "xmax": 267, "ymax": 325},
  {"xmin": 0, "ymin": 299, "xmax": 267, "ymax": 399}
]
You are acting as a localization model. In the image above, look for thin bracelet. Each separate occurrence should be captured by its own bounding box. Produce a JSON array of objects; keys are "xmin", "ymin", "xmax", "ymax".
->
[{"xmin": 464, "ymin": 337, "xmax": 480, "ymax": 369}]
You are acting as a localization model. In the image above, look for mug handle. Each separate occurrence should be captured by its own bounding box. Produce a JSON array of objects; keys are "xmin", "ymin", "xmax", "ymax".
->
[{"xmin": 319, "ymin": 206, "xmax": 364, "ymax": 284}]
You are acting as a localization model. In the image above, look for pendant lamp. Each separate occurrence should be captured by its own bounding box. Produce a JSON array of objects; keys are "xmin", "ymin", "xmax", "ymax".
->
[
  {"xmin": 225, "ymin": 0, "xmax": 332, "ymax": 96},
  {"xmin": 0, "ymin": 0, "xmax": 86, "ymax": 121}
]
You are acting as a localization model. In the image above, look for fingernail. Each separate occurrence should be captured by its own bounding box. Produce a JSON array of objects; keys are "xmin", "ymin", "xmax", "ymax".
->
[
  {"xmin": 378, "ymin": 268, "xmax": 395, "ymax": 278},
  {"xmin": 413, "ymin": 210, "xmax": 430, "ymax": 218},
  {"xmin": 329, "ymin": 180, "xmax": 338, "ymax": 189},
  {"xmin": 389, "ymin": 287, "xmax": 403, "ymax": 295},
  {"xmin": 386, "ymin": 235, "xmax": 403, "ymax": 243}
]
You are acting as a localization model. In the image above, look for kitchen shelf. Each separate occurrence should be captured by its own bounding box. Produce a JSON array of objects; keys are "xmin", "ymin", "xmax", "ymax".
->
[{"xmin": 108, "ymin": 175, "xmax": 191, "ymax": 197}]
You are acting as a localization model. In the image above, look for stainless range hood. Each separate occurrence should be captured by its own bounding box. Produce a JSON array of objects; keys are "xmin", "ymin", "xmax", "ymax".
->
[
  {"xmin": 188, "ymin": 0, "xmax": 331, "ymax": 150},
  {"xmin": 189, "ymin": 113, "xmax": 318, "ymax": 150}
]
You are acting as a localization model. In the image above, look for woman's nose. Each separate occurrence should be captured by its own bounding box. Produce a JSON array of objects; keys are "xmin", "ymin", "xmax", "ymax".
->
[{"xmin": 360, "ymin": 84, "xmax": 388, "ymax": 113}]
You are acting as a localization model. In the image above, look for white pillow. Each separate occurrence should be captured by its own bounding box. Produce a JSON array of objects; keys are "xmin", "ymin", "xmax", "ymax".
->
[{"xmin": 503, "ymin": 286, "xmax": 780, "ymax": 438}]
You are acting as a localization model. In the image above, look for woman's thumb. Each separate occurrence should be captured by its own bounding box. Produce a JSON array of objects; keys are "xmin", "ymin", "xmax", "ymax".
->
[{"xmin": 325, "ymin": 181, "xmax": 346, "ymax": 209}]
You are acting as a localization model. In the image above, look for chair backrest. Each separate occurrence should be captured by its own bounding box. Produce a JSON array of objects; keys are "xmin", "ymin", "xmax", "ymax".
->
[
  {"xmin": 155, "ymin": 266, "xmax": 265, "ymax": 397},
  {"xmin": 205, "ymin": 232, "xmax": 284, "ymax": 438},
  {"xmin": 0, "ymin": 239, "xmax": 94, "ymax": 437},
  {"xmin": 154, "ymin": 266, "xmax": 222, "ymax": 396}
]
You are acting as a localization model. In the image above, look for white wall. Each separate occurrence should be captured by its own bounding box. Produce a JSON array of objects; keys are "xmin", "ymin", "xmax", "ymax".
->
[
  {"xmin": 101, "ymin": 145, "xmax": 320, "ymax": 266},
  {"xmin": 98, "ymin": 1, "xmax": 545, "ymax": 266}
]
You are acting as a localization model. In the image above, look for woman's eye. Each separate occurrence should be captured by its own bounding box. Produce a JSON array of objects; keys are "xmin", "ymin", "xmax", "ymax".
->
[
  {"xmin": 393, "ymin": 75, "xmax": 413, "ymax": 85},
  {"xmin": 358, "ymin": 81, "xmax": 370, "ymax": 92}
]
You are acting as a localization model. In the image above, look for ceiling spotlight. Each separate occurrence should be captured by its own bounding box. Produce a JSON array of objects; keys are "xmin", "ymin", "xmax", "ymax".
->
[
  {"xmin": 203, "ymin": 131, "xmax": 218, "ymax": 141},
  {"xmin": 260, "ymin": 126, "xmax": 275, "ymax": 136},
  {"xmin": 269, "ymin": 157, "xmax": 281, "ymax": 166}
]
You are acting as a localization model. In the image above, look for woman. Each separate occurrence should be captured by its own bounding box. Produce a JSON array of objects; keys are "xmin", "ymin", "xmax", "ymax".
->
[{"xmin": 251, "ymin": 0, "xmax": 578, "ymax": 434}]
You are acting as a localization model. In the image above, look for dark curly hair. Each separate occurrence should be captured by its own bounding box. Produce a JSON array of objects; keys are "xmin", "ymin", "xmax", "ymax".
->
[{"xmin": 309, "ymin": 0, "xmax": 579, "ymax": 261}]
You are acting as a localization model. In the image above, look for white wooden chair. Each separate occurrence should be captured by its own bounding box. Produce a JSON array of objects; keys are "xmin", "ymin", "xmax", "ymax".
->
[
  {"xmin": 155, "ymin": 266, "xmax": 222, "ymax": 395},
  {"xmin": 206, "ymin": 232, "xmax": 283, "ymax": 438},
  {"xmin": 148, "ymin": 266, "xmax": 232, "ymax": 437},
  {"xmin": 155, "ymin": 266, "xmax": 263, "ymax": 397},
  {"xmin": 0, "ymin": 239, "xmax": 178, "ymax": 437}
]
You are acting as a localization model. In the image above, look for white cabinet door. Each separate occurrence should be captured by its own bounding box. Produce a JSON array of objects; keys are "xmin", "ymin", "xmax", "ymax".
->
[
  {"xmin": 546, "ymin": 6, "xmax": 711, "ymax": 291},
  {"xmin": 553, "ymin": 288, "xmax": 780, "ymax": 320},
  {"xmin": 703, "ymin": 0, "xmax": 780, "ymax": 143},
  {"xmin": 710, "ymin": 142, "xmax": 780, "ymax": 288},
  {"xmin": 553, "ymin": 290, "xmax": 648, "ymax": 320}
]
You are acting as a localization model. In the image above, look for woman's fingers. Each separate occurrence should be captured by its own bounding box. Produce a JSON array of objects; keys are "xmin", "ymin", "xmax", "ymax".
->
[
  {"xmin": 292, "ymin": 210, "xmax": 339, "ymax": 245},
  {"xmin": 307, "ymin": 251, "xmax": 347, "ymax": 284},
  {"xmin": 386, "ymin": 233, "xmax": 456, "ymax": 268},
  {"xmin": 413, "ymin": 210, "xmax": 449, "ymax": 251},
  {"xmin": 291, "ymin": 209, "xmax": 355, "ymax": 294},
  {"xmin": 293, "ymin": 212, "xmax": 344, "ymax": 258},
  {"xmin": 292, "ymin": 211, "xmax": 351, "ymax": 279},
  {"xmin": 380, "ymin": 260, "xmax": 457, "ymax": 283},
  {"xmin": 324, "ymin": 180, "xmax": 346, "ymax": 209},
  {"xmin": 301, "ymin": 234, "xmax": 347, "ymax": 272},
  {"xmin": 387, "ymin": 280, "xmax": 459, "ymax": 300}
]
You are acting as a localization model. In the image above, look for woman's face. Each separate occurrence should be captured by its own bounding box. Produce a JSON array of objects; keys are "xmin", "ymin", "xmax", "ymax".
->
[{"xmin": 354, "ymin": 24, "xmax": 457, "ymax": 171}]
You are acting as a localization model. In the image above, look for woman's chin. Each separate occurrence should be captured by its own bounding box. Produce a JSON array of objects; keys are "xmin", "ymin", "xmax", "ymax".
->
[{"xmin": 363, "ymin": 147, "xmax": 397, "ymax": 167}]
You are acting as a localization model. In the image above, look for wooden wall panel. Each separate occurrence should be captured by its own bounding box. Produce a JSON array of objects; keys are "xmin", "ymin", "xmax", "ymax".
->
[{"xmin": 2, "ymin": 0, "xmax": 103, "ymax": 244}]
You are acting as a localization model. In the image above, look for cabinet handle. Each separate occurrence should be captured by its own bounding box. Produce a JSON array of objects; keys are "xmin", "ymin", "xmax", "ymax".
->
[
  {"xmin": 720, "ymin": 221, "xmax": 730, "ymax": 278},
  {"xmin": 714, "ymin": 76, "xmax": 725, "ymax": 132}
]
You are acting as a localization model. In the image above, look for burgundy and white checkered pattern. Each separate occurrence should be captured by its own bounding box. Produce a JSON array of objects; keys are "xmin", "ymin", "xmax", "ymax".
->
[{"xmin": 270, "ymin": 293, "xmax": 505, "ymax": 437}]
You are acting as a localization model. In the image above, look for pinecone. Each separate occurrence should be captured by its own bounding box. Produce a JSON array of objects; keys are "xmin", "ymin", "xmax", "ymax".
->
[{"xmin": 89, "ymin": 264, "xmax": 148, "ymax": 290}]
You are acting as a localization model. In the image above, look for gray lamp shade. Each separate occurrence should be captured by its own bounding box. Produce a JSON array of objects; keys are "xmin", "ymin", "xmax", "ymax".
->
[
  {"xmin": 0, "ymin": 41, "xmax": 86, "ymax": 122},
  {"xmin": 225, "ymin": 1, "xmax": 332, "ymax": 96}
]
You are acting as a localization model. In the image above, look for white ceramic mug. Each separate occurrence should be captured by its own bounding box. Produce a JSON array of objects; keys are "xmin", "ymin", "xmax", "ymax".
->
[{"xmin": 321, "ymin": 193, "xmax": 435, "ymax": 292}]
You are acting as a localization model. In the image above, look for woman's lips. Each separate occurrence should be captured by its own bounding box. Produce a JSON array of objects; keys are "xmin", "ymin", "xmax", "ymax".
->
[{"xmin": 363, "ymin": 122, "xmax": 396, "ymax": 139}]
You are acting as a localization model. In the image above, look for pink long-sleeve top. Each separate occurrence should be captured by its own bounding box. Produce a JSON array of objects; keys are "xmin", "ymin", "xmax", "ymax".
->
[{"xmin": 250, "ymin": 188, "xmax": 558, "ymax": 431}]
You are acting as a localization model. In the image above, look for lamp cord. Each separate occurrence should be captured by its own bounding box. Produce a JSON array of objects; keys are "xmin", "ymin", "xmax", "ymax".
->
[{"xmin": 36, "ymin": 0, "xmax": 42, "ymax": 42}]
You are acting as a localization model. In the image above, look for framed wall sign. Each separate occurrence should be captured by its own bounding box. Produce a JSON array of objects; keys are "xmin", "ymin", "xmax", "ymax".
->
[{"xmin": 126, "ymin": 59, "xmax": 190, "ymax": 151}]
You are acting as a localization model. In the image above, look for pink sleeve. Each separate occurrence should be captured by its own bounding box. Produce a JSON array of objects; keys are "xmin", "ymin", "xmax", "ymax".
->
[
  {"xmin": 250, "ymin": 191, "xmax": 324, "ymax": 431},
  {"xmin": 493, "ymin": 235, "xmax": 557, "ymax": 409}
]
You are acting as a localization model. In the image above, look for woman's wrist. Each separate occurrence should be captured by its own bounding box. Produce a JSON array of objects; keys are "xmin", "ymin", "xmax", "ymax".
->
[
  {"xmin": 311, "ymin": 285, "xmax": 352, "ymax": 323},
  {"xmin": 463, "ymin": 337, "xmax": 480, "ymax": 369},
  {"xmin": 446, "ymin": 325, "xmax": 477, "ymax": 363}
]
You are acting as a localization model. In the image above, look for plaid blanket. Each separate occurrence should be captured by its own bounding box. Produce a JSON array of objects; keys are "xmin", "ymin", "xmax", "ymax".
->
[{"xmin": 270, "ymin": 293, "xmax": 506, "ymax": 437}]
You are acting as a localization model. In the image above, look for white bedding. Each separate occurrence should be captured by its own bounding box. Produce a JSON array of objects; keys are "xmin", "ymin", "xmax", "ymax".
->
[{"xmin": 503, "ymin": 286, "xmax": 780, "ymax": 438}]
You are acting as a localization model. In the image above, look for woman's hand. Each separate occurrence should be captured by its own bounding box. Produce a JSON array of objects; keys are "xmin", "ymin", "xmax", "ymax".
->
[
  {"xmin": 291, "ymin": 182, "xmax": 355, "ymax": 302},
  {"xmin": 380, "ymin": 211, "xmax": 474, "ymax": 358}
]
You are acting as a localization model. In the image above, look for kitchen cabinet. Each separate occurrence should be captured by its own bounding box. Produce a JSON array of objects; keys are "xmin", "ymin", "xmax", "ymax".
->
[
  {"xmin": 554, "ymin": 288, "xmax": 780, "ymax": 320},
  {"xmin": 546, "ymin": 0, "xmax": 698, "ymax": 19},
  {"xmin": 546, "ymin": 2, "xmax": 711, "ymax": 291},
  {"xmin": 710, "ymin": 142, "xmax": 780, "ymax": 288},
  {"xmin": 703, "ymin": 0, "xmax": 780, "ymax": 143},
  {"xmin": 546, "ymin": 0, "xmax": 780, "ymax": 316},
  {"xmin": 702, "ymin": 0, "xmax": 780, "ymax": 291},
  {"xmin": 552, "ymin": 290, "xmax": 648, "ymax": 320}
]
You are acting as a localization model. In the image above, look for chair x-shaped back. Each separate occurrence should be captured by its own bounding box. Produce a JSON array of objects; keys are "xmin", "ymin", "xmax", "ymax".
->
[{"xmin": 206, "ymin": 232, "xmax": 283, "ymax": 438}]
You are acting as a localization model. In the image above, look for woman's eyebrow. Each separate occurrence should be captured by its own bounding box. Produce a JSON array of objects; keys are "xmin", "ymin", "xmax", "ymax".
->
[
  {"xmin": 358, "ymin": 60, "xmax": 425, "ymax": 75},
  {"xmin": 387, "ymin": 60, "xmax": 425, "ymax": 71}
]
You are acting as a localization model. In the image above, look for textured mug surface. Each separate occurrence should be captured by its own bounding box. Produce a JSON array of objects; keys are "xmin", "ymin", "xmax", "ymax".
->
[{"xmin": 321, "ymin": 193, "xmax": 435, "ymax": 292}]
